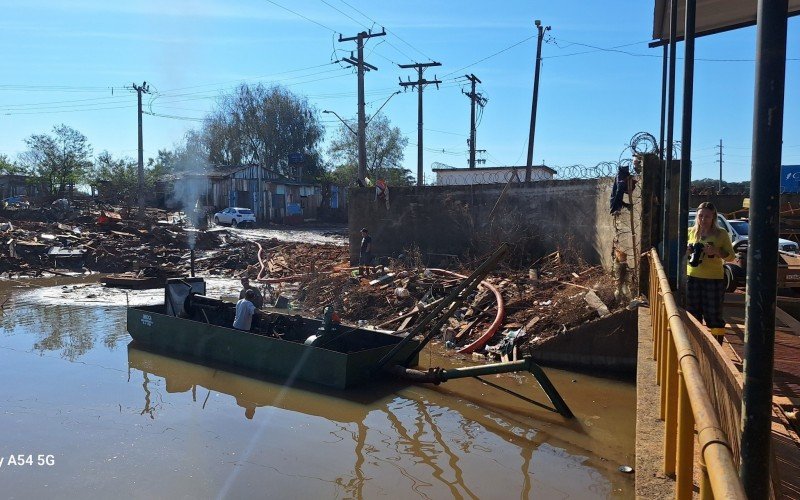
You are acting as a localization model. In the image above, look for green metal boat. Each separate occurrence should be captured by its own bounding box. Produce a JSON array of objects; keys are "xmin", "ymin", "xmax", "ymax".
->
[{"xmin": 126, "ymin": 278, "xmax": 421, "ymax": 389}]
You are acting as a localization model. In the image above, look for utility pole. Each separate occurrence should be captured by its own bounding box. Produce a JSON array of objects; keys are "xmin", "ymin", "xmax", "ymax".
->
[
  {"xmin": 717, "ymin": 139, "xmax": 723, "ymax": 192},
  {"xmin": 399, "ymin": 62, "xmax": 442, "ymax": 186},
  {"xmin": 339, "ymin": 29, "xmax": 385, "ymax": 184},
  {"xmin": 463, "ymin": 74, "xmax": 487, "ymax": 169},
  {"xmin": 525, "ymin": 20, "xmax": 551, "ymax": 183},
  {"xmin": 131, "ymin": 81, "xmax": 150, "ymax": 218}
]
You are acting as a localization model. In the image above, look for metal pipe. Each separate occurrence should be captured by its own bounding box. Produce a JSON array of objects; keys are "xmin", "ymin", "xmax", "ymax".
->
[
  {"xmin": 387, "ymin": 357, "xmax": 573, "ymax": 418},
  {"xmin": 677, "ymin": 0, "xmax": 697, "ymax": 304},
  {"xmin": 662, "ymin": 0, "xmax": 678, "ymax": 287},
  {"xmin": 663, "ymin": 329, "xmax": 678, "ymax": 475},
  {"xmin": 740, "ymin": 0, "xmax": 789, "ymax": 496},
  {"xmin": 650, "ymin": 249, "xmax": 745, "ymax": 498},
  {"xmin": 676, "ymin": 370, "xmax": 695, "ymax": 499},
  {"xmin": 190, "ymin": 249, "xmax": 195, "ymax": 277},
  {"xmin": 659, "ymin": 44, "xmax": 667, "ymax": 161}
]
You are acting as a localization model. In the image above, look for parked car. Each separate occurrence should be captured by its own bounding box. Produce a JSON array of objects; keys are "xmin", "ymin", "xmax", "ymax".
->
[
  {"xmin": 213, "ymin": 207, "xmax": 256, "ymax": 228},
  {"xmin": 2, "ymin": 195, "xmax": 30, "ymax": 208},
  {"xmin": 688, "ymin": 210, "xmax": 799, "ymax": 254},
  {"xmin": 688, "ymin": 210, "xmax": 799, "ymax": 292}
]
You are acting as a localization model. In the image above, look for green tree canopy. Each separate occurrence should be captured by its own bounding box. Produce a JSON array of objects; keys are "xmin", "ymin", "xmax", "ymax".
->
[
  {"xmin": 184, "ymin": 83, "xmax": 324, "ymax": 179},
  {"xmin": 326, "ymin": 112, "xmax": 411, "ymax": 186},
  {"xmin": 89, "ymin": 151, "xmax": 141, "ymax": 204},
  {"xmin": 20, "ymin": 124, "xmax": 93, "ymax": 198},
  {"xmin": 0, "ymin": 154, "xmax": 22, "ymax": 175}
]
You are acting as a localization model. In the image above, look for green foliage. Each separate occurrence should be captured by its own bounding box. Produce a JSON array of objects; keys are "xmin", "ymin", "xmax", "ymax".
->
[
  {"xmin": 182, "ymin": 83, "xmax": 324, "ymax": 178},
  {"xmin": 327, "ymin": 113, "xmax": 412, "ymax": 185},
  {"xmin": 20, "ymin": 124, "xmax": 93, "ymax": 198},
  {"xmin": 692, "ymin": 178, "xmax": 750, "ymax": 194},
  {"xmin": 0, "ymin": 154, "xmax": 21, "ymax": 174},
  {"xmin": 90, "ymin": 152, "xmax": 141, "ymax": 204}
]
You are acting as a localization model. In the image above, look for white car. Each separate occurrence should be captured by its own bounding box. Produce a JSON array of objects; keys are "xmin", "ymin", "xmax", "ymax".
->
[
  {"xmin": 688, "ymin": 210, "xmax": 799, "ymax": 254},
  {"xmin": 213, "ymin": 207, "xmax": 256, "ymax": 228}
]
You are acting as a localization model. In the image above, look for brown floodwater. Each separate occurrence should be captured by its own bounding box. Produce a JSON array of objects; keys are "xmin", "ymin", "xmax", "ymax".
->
[{"xmin": 0, "ymin": 277, "xmax": 635, "ymax": 499}]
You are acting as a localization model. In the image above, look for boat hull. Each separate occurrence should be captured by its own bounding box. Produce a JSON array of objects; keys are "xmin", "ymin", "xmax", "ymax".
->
[{"xmin": 127, "ymin": 305, "xmax": 420, "ymax": 389}]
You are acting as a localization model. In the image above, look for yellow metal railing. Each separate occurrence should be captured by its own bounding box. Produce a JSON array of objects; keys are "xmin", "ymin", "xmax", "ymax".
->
[{"xmin": 648, "ymin": 249, "xmax": 746, "ymax": 499}]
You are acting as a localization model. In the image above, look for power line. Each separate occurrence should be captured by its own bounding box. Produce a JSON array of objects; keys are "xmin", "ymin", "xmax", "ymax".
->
[
  {"xmin": 336, "ymin": 0, "xmax": 433, "ymax": 61},
  {"xmin": 544, "ymin": 35, "xmax": 800, "ymax": 62},
  {"xmin": 441, "ymin": 35, "xmax": 537, "ymax": 78},
  {"xmin": 143, "ymin": 111, "xmax": 204, "ymax": 122},
  {"xmin": 261, "ymin": 0, "xmax": 338, "ymax": 34},
  {"xmin": 319, "ymin": 0, "xmax": 370, "ymax": 30}
]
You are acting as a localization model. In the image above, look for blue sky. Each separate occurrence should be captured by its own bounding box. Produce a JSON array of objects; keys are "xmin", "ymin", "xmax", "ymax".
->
[{"xmin": 1, "ymin": 0, "xmax": 798, "ymax": 183}]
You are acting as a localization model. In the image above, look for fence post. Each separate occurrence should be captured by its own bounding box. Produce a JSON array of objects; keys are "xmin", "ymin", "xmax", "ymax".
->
[
  {"xmin": 663, "ymin": 332, "xmax": 678, "ymax": 475},
  {"xmin": 676, "ymin": 369, "xmax": 695, "ymax": 498}
]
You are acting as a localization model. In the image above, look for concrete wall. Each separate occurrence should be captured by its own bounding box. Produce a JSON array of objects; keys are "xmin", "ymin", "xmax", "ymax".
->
[
  {"xmin": 348, "ymin": 178, "xmax": 639, "ymax": 270},
  {"xmin": 531, "ymin": 309, "xmax": 638, "ymax": 375}
]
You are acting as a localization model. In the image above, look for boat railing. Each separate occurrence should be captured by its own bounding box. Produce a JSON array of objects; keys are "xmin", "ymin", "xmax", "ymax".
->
[{"xmin": 647, "ymin": 249, "xmax": 745, "ymax": 499}]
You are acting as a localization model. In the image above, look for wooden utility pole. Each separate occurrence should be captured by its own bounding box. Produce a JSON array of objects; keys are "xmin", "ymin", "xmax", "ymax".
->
[
  {"xmin": 131, "ymin": 81, "xmax": 150, "ymax": 218},
  {"xmin": 399, "ymin": 62, "xmax": 441, "ymax": 186},
  {"xmin": 525, "ymin": 20, "xmax": 550, "ymax": 183},
  {"xmin": 339, "ymin": 29, "xmax": 385, "ymax": 184},
  {"xmin": 463, "ymin": 74, "xmax": 487, "ymax": 169},
  {"xmin": 717, "ymin": 139, "xmax": 723, "ymax": 192}
]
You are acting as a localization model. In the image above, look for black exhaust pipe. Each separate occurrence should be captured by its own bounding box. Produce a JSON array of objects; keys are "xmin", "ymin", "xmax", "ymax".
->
[{"xmin": 190, "ymin": 248, "xmax": 195, "ymax": 277}]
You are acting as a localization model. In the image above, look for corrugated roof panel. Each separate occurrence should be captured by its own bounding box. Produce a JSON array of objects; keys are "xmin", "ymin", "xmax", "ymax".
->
[{"xmin": 653, "ymin": 0, "xmax": 800, "ymax": 43}]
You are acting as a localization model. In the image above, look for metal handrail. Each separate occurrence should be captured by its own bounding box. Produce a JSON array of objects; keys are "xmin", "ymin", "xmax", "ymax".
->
[{"xmin": 648, "ymin": 249, "xmax": 745, "ymax": 499}]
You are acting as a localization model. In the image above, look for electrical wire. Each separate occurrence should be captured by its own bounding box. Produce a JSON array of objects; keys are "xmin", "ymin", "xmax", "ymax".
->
[
  {"xmin": 441, "ymin": 35, "xmax": 537, "ymax": 78},
  {"xmin": 261, "ymin": 0, "xmax": 338, "ymax": 34},
  {"xmin": 335, "ymin": 0, "xmax": 432, "ymax": 61}
]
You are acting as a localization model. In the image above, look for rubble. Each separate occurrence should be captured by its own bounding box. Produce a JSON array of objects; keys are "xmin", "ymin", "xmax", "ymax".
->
[{"xmin": 1, "ymin": 203, "xmax": 626, "ymax": 358}]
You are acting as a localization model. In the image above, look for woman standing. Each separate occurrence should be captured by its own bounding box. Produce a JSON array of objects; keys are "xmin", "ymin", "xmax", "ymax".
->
[{"xmin": 686, "ymin": 202, "xmax": 735, "ymax": 343}]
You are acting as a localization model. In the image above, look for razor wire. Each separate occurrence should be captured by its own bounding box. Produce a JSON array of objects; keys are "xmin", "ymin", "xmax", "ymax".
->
[{"xmin": 434, "ymin": 132, "xmax": 660, "ymax": 185}]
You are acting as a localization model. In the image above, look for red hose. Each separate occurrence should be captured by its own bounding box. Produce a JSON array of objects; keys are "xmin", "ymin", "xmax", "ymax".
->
[
  {"xmin": 428, "ymin": 269, "xmax": 505, "ymax": 354},
  {"xmin": 249, "ymin": 244, "xmax": 504, "ymax": 351}
]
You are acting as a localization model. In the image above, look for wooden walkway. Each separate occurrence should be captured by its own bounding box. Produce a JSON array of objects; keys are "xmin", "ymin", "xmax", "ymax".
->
[{"xmin": 723, "ymin": 294, "xmax": 800, "ymax": 498}]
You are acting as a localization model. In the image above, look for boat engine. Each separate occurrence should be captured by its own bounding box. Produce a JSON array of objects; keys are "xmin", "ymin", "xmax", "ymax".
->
[
  {"xmin": 304, "ymin": 306, "xmax": 340, "ymax": 346},
  {"xmin": 165, "ymin": 277, "xmax": 207, "ymax": 317}
]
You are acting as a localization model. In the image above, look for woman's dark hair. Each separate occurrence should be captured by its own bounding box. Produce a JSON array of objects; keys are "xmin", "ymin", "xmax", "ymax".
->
[{"xmin": 245, "ymin": 289, "xmax": 255, "ymax": 300}]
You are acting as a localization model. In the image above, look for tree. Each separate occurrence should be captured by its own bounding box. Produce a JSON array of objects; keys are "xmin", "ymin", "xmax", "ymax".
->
[
  {"xmin": 20, "ymin": 124, "xmax": 93, "ymax": 198},
  {"xmin": 0, "ymin": 154, "xmax": 21, "ymax": 174},
  {"xmin": 187, "ymin": 83, "xmax": 324, "ymax": 178},
  {"xmin": 89, "ymin": 151, "xmax": 140, "ymax": 204},
  {"xmin": 327, "ymin": 113, "xmax": 412, "ymax": 186}
]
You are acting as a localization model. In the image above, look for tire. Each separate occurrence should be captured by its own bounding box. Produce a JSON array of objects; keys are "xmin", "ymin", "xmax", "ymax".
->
[
  {"xmin": 214, "ymin": 217, "xmax": 220, "ymax": 224},
  {"xmin": 231, "ymin": 219, "xmax": 238, "ymax": 228}
]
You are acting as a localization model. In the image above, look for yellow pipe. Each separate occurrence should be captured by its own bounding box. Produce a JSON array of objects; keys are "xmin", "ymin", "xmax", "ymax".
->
[
  {"xmin": 699, "ymin": 455, "xmax": 712, "ymax": 500},
  {"xmin": 663, "ymin": 329, "xmax": 678, "ymax": 476},
  {"xmin": 676, "ymin": 370, "xmax": 695, "ymax": 499},
  {"xmin": 660, "ymin": 324, "xmax": 669, "ymax": 420},
  {"xmin": 654, "ymin": 299, "xmax": 660, "ymax": 363},
  {"xmin": 649, "ymin": 249, "xmax": 746, "ymax": 499}
]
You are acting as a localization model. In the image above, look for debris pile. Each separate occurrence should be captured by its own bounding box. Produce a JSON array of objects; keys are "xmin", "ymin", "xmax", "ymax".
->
[
  {"xmin": 1, "ymin": 205, "xmax": 351, "ymax": 280},
  {"xmin": 2, "ymin": 205, "xmax": 624, "ymax": 355},
  {"xmin": 293, "ymin": 249, "xmax": 622, "ymax": 358}
]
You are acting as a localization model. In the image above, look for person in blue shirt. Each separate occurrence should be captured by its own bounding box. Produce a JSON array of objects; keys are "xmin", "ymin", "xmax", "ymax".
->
[{"xmin": 233, "ymin": 289, "xmax": 256, "ymax": 331}]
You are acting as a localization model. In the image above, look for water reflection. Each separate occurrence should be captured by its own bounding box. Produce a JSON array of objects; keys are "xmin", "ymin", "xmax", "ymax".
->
[
  {"xmin": 127, "ymin": 345, "xmax": 625, "ymax": 498},
  {"xmin": 0, "ymin": 280, "xmax": 633, "ymax": 498},
  {"xmin": 1, "ymin": 300, "xmax": 125, "ymax": 360}
]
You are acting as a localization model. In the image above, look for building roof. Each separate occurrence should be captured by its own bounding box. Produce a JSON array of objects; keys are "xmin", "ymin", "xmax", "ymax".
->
[{"xmin": 651, "ymin": 0, "xmax": 800, "ymax": 44}]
